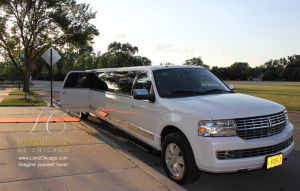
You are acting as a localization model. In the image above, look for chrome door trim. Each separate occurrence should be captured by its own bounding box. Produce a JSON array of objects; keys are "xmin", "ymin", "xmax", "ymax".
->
[{"xmin": 91, "ymin": 107, "xmax": 154, "ymax": 140}]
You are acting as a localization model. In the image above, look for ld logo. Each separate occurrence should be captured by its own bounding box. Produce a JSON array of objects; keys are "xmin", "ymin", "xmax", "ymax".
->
[{"xmin": 18, "ymin": 108, "xmax": 69, "ymax": 136}]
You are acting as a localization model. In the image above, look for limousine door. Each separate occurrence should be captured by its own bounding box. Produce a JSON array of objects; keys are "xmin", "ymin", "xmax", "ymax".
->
[
  {"xmin": 60, "ymin": 71, "xmax": 91, "ymax": 112},
  {"xmin": 128, "ymin": 71, "xmax": 156, "ymax": 144}
]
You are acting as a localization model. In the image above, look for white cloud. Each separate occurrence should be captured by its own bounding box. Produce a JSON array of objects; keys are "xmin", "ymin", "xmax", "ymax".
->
[
  {"xmin": 218, "ymin": 49, "xmax": 223, "ymax": 53},
  {"xmin": 109, "ymin": 34, "xmax": 127, "ymax": 40},
  {"xmin": 151, "ymin": 41, "xmax": 173, "ymax": 51},
  {"xmin": 150, "ymin": 42, "xmax": 198, "ymax": 53}
]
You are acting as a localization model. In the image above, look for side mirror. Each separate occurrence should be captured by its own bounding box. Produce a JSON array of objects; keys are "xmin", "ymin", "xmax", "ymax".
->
[
  {"xmin": 133, "ymin": 89, "xmax": 155, "ymax": 101},
  {"xmin": 227, "ymin": 84, "xmax": 233, "ymax": 91}
]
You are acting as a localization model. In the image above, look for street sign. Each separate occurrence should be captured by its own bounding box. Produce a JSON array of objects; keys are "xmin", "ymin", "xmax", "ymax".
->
[
  {"xmin": 19, "ymin": 54, "xmax": 24, "ymax": 66},
  {"xmin": 41, "ymin": 47, "xmax": 61, "ymax": 107},
  {"xmin": 41, "ymin": 47, "xmax": 61, "ymax": 66}
]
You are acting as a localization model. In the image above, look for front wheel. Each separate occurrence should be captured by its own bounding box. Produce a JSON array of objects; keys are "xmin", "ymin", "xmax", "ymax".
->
[
  {"xmin": 79, "ymin": 112, "xmax": 89, "ymax": 120},
  {"xmin": 161, "ymin": 132, "xmax": 201, "ymax": 184}
]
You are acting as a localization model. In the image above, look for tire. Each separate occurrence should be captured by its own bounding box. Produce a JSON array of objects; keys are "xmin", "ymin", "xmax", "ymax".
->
[
  {"xmin": 161, "ymin": 132, "xmax": 201, "ymax": 185},
  {"xmin": 79, "ymin": 112, "xmax": 89, "ymax": 120}
]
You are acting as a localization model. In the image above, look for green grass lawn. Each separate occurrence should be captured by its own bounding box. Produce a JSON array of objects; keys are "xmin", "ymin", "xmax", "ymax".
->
[
  {"xmin": 224, "ymin": 81, "xmax": 300, "ymax": 111},
  {"xmin": 0, "ymin": 98, "xmax": 47, "ymax": 106},
  {"xmin": 9, "ymin": 89, "xmax": 39, "ymax": 95},
  {"xmin": 0, "ymin": 84, "xmax": 19, "ymax": 88},
  {"xmin": 0, "ymin": 83, "xmax": 34, "ymax": 88}
]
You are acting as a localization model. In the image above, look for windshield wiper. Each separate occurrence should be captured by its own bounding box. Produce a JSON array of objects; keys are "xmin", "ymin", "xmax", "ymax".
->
[
  {"xmin": 162, "ymin": 90, "xmax": 206, "ymax": 96},
  {"xmin": 203, "ymin": 89, "xmax": 231, "ymax": 94}
]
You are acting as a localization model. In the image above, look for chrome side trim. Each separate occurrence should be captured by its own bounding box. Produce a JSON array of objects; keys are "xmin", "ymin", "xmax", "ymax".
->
[
  {"xmin": 128, "ymin": 123, "xmax": 154, "ymax": 140},
  {"xmin": 90, "ymin": 107, "xmax": 154, "ymax": 141},
  {"xmin": 61, "ymin": 104, "xmax": 91, "ymax": 109}
]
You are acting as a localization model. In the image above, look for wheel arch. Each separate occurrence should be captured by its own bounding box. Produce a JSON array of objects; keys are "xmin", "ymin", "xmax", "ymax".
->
[
  {"xmin": 160, "ymin": 125, "xmax": 201, "ymax": 184},
  {"xmin": 160, "ymin": 125, "xmax": 190, "ymax": 148}
]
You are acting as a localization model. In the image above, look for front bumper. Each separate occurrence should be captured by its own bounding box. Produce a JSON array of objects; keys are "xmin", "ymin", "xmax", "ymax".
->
[{"xmin": 190, "ymin": 122, "xmax": 294, "ymax": 173}]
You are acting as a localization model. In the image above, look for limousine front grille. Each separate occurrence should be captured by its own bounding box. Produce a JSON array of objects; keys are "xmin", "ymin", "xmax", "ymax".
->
[
  {"xmin": 216, "ymin": 136, "xmax": 293, "ymax": 160},
  {"xmin": 235, "ymin": 111, "xmax": 287, "ymax": 140}
]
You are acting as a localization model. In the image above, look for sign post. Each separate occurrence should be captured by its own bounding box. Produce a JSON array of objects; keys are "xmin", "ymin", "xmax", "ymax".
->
[
  {"xmin": 41, "ymin": 47, "xmax": 61, "ymax": 107},
  {"xmin": 18, "ymin": 54, "xmax": 24, "ymax": 90}
]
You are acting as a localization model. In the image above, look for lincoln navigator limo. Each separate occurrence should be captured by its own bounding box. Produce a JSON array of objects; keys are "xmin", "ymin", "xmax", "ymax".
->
[{"xmin": 60, "ymin": 65, "xmax": 294, "ymax": 184}]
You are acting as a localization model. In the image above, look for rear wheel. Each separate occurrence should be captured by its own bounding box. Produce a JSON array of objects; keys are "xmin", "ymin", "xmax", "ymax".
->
[
  {"xmin": 161, "ymin": 132, "xmax": 201, "ymax": 184},
  {"xmin": 79, "ymin": 112, "xmax": 89, "ymax": 120}
]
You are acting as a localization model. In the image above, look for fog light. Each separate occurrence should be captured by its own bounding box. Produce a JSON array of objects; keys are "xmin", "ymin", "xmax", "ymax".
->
[{"xmin": 225, "ymin": 151, "xmax": 234, "ymax": 159}]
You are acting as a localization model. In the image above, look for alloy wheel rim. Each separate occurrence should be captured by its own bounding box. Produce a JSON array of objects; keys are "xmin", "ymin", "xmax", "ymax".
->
[{"xmin": 165, "ymin": 143, "xmax": 184, "ymax": 177}]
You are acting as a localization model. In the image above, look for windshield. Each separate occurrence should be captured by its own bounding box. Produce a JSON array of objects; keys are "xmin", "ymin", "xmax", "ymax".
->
[{"xmin": 153, "ymin": 68, "xmax": 231, "ymax": 98}]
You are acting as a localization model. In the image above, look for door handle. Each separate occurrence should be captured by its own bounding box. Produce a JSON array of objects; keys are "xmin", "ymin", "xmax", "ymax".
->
[
  {"xmin": 130, "ymin": 103, "xmax": 135, "ymax": 108},
  {"xmin": 62, "ymin": 91, "xmax": 68, "ymax": 94}
]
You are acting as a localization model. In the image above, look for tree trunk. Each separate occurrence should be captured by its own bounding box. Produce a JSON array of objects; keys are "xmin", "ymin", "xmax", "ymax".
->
[
  {"xmin": 23, "ymin": 71, "xmax": 30, "ymax": 92},
  {"xmin": 36, "ymin": 68, "xmax": 39, "ymax": 80}
]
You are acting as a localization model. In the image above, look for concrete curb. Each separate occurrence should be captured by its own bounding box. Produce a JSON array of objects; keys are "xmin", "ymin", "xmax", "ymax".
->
[{"xmin": 76, "ymin": 116, "xmax": 186, "ymax": 191}]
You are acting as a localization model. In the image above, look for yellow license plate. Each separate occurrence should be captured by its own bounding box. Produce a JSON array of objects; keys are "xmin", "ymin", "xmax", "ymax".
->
[{"xmin": 266, "ymin": 153, "xmax": 283, "ymax": 169}]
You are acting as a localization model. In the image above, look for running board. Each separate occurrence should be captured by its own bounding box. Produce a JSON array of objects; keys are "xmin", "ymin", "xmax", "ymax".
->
[{"xmin": 127, "ymin": 139, "xmax": 154, "ymax": 153}]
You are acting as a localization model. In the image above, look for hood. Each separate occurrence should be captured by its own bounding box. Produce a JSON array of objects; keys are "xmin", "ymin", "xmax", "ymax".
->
[{"xmin": 172, "ymin": 93, "xmax": 285, "ymax": 120}]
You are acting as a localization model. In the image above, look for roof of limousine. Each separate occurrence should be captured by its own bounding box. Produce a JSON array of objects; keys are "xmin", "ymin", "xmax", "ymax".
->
[{"xmin": 90, "ymin": 65, "xmax": 205, "ymax": 72}]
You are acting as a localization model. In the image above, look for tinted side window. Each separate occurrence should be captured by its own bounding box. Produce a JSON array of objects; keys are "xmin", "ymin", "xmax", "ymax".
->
[
  {"xmin": 64, "ymin": 73, "xmax": 89, "ymax": 88},
  {"xmin": 113, "ymin": 71, "xmax": 137, "ymax": 95},
  {"xmin": 134, "ymin": 71, "xmax": 152, "ymax": 94},
  {"xmin": 91, "ymin": 72, "xmax": 108, "ymax": 90},
  {"xmin": 92, "ymin": 71, "xmax": 137, "ymax": 95}
]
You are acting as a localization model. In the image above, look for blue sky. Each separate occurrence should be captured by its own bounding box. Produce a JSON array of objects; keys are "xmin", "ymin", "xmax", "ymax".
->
[{"xmin": 77, "ymin": 0, "xmax": 300, "ymax": 67}]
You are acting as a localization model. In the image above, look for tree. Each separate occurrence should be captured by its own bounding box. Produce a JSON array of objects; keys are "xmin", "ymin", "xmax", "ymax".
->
[
  {"xmin": 183, "ymin": 57, "xmax": 210, "ymax": 69},
  {"xmin": 98, "ymin": 42, "xmax": 151, "ymax": 68},
  {"xmin": 263, "ymin": 60, "xmax": 281, "ymax": 81},
  {"xmin": 210, "ymin": 66, "xmax": 219, "ymax": 76},
  {"xmin": 85, "ymin": 55, "xmax": 93, "ymax": 70},
  {"xmin": 229, "ymin": 62, "xmax": 249, "ymax": 80},
  {"xmin": 0, "ymin": 0, "xmax": 99, "ymax": 92},
  {"xmin": 41, "ymin": 65, "xmax": 48, "ymax": 81},
  {"xmin": 2, "ymin": 64, "xmax": 19, "ymax": 76},
  {"xmin": 107, "ymin": 42, "xmax": 139, "ymax": 67},
  {"xmin": 108, "ymin": 41, "xmax": 138, "ymax": 56},
  {"xmin": 133, "ymin": 56, "xmax": 152, "ymax": 66},
  {"xmin": 280, "ymin": 68, "xmax": 292, "ymax": 81},
  {"xmin": 52, "ymin": 64, "xmax": 59, "ymax": 81}
]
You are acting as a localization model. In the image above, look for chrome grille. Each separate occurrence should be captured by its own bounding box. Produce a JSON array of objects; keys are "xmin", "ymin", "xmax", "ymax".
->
[
  {"xmin": 235, "ymin": 111, "xmax": 287, "ymax": 140},
  {"xmin": 217, "ymin": 136, "xmax": 294, "ymax": 160}
]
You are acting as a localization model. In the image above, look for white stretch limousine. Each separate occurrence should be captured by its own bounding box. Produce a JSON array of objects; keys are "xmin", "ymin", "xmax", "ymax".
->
[{"xmin": 60, "ymin": 65, "xmax": 294, "ymax": 184}]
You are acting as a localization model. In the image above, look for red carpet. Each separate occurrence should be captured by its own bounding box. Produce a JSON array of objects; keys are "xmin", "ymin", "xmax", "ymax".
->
[{"xmin": 0, "ymin": 117, "xmax": 80, "ymax": 123}]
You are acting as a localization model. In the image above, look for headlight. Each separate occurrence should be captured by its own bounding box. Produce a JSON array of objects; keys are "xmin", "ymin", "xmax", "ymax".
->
[
  {"xmin": 284, "ymin": 109, "xmax": 289, "ymax": 125},
  {"xmin": 198, "ymin": 120, "xmax": 236, "ymax": 136}
]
